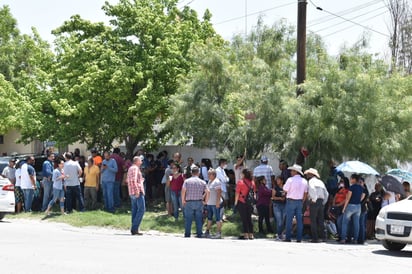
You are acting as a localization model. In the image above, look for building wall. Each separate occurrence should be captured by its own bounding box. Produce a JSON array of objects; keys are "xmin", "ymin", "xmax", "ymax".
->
[{"xmin": 0, "ymin": 129, "xmax": 42, "ymax": 156}]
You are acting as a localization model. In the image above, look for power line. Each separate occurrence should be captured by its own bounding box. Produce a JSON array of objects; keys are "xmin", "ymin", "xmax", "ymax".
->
[
  {"xmin": 214, "ymin": 1, "xmax": 295, "ymax": 25},
  {"xmin": 308, "ymin": 0, "xmax": 384, "ymax": 27},
  {"xmin": 320, "ymin": 9, "xmax": 389, "ymax": 38},
  {"xmin": 309, "ymin": 0, "xmax": 390, "ymax": 38},
  {"xmin": 313, "ymin": 4, "xmax": 387, "ymax": 33}
]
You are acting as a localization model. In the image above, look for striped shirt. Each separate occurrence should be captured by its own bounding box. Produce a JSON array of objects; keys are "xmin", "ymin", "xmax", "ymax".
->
[
  {"xmin": 182, "ymin": 176, "xmax": 206, "ymax": 201},
  {"xmin": 253, "ymin": 164, "xmax": 274, "ymax": 189},
  {"xmin": 127, "ymin": 165, "xmax": 145, "ymax": 196}
]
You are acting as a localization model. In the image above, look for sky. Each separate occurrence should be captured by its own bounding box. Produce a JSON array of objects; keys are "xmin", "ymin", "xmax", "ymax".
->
[{"xmin": 0, "ymin": 0, "xmax": 392, "ymax": 57}]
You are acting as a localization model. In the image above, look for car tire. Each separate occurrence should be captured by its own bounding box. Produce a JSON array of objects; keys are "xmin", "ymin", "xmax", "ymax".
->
[
  {"xmin": 0, "ymin": 213, "xmax": 5, "ymax": 221},
  {"xmin": 382, "ymin": 240, "xmax": 406, "ymax": 251}
]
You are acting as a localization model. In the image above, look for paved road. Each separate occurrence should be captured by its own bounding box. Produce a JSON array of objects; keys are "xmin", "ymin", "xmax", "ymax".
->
[{"xmin": 1, "ymin": 218, "xmax": 411, "ymax": 274}]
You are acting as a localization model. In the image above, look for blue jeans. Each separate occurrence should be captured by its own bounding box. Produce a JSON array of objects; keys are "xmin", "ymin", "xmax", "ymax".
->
[
  {"xmin": 358, "ymin": 211, "xmax": 367, "ymax": 243},
  {"xmin": 22, "ymin": 188, "xmax": 34, "ymax": 212},
  {"xmin": 285, "ymin": 199, "xmax": 303, "ymax": 241},
  {"xmin": 170, "ymin": 190, "xmax": 182, "ymax": 219},
  {"xmin": 65, "ymin": 185, "xmax": 84, "ymax": 212},
  {"xmin": 102, "ymin": 180, "xmax": 115, "ymax": 213},
  {"xmin": 114, "ymin": 180, "xmax": 121, "ymax": 208},
  {"xmin": 130, "ymin": 194, "xmax": 145, "ymax": 233},
  {"xmin": 48, "ymin": 189, "xmax": 65, "ymax": 210},
  {"xmin": 273, "ymin": 203, "xmax": 286, "ymax": 235},
  {"xmin": 42, "ymin": 178, "xmax": 53, "ymax": 211},
  {"xmin": 341, "ymin": 204, "xmax": 361, "ymax": 242},
  {"xmin": 184, "ymin": 201, "xmax": 203, "ymax": 237}
]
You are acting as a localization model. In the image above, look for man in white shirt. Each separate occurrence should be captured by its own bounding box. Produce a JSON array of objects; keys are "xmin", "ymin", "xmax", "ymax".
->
[
  {"xmin": 305, "ymin": 168, "xmax": 329, "ymax": 243},
  {"xmin": 20, "ymin": 156, "xmax": 36, "ymax": 212},
  {"xmin": 216, "ymin": 159, "xmax": 229, "ymax": 220},
  {"xmin": 64, "ymin": 152, "xmax": 84, "ymax": 213}
]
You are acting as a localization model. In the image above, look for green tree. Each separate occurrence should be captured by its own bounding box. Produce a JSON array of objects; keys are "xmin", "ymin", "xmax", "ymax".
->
[
  {"xmin": 165, "ymin": 19, "xmax": 297, "ymax": 159},
  {"xmin": 167, "ymin": 18, "xmax": 412, "ymax": 175},
  {"xmin": 0, "ymin": 6, "xmax": 53, "ymax": 139},
  {"xmin": 40, "ymin": 0, "xmax": 220, "ymax": 156}
]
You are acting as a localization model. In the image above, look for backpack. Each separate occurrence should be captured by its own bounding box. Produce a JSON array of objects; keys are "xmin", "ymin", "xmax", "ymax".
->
[{"xmin": 244, "ymin": 180, "xmax": 256, "ymax": 206}]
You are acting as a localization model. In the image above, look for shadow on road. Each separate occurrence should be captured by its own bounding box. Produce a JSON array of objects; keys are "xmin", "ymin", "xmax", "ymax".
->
[{"xmin": 372, "ymin": 249, "xmax": 412, "ymax": 258}]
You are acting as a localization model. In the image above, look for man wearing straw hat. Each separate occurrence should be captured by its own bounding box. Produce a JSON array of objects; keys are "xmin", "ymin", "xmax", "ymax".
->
[
  {"xmin": 305, "ymin": 168, "xmax": 329, "ymax": 243},
  {"xmin": 283, "ymin": 164, "xmax": 308, "ymax": 242}
]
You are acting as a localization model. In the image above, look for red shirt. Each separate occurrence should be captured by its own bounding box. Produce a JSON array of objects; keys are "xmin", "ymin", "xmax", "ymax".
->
[
  {"xmin": 334, "ymin": 188, "xmax": 349, "ymax": 205},
  {"xmin": 170, "ymin": 174, "xmax": 185, "ymax": 192},
  {"xmin": 236, "ymin": 178, "xmax": 256, "ymax": 204}
]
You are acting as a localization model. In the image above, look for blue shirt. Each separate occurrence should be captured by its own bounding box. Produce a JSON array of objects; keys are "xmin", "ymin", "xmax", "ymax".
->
[
  {"xmin": 349, "ymin": 184, "xmax": 364, "ymax": 204},
  {"xmin": 101, "ymin": 158, "xmax": 118, "ymax": 182},
  {"xmin": 42, "ymin": 160, "xmax": 54, "ymax": 180},
  {"xmin": 52, "ymin": 168, "xmax": 64, "ymax": 190}
]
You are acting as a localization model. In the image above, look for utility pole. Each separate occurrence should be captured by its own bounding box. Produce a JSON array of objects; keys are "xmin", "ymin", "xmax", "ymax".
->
[{"xmin": 296, "ymin": 0, "xmax": 307, "ymax": 96}]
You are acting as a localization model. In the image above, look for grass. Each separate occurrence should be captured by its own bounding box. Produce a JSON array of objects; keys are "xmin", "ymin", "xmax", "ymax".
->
[{"xmin": 6, "ymin": 200, "xmax": 257, "ymax": 237}]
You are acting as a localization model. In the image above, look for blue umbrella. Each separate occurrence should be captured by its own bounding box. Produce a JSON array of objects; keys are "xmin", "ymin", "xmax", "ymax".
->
[
  {"xmin": 386, "ymin": 169, "xmax": 412, "ymax": 182},
  {"xmin": 335, "ymin": 160, "xmax": 379, "ymax": 175}
]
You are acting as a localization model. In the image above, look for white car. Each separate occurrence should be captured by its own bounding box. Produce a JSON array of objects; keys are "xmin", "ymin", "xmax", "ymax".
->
[
  {"xmin": 0, "ymin": 177, "xmax": 15, "ymax": 220},
  {"xmin": 375, "ymin": 196, "xmax": 412, "ymax": 251}
]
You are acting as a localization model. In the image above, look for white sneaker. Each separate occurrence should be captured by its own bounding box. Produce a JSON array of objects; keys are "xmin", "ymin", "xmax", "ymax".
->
[{"xmin": 214, "ymin": 232, "xmax": 221, "ymax": 239}]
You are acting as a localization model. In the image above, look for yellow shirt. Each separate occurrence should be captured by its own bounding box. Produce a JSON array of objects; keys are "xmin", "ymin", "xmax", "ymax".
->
[{"xmin": 84, "ymin": 165, "xmax": 100, "ymax": 187}]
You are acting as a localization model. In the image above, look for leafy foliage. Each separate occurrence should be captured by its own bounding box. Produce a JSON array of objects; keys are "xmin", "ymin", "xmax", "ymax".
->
[
  {"xmin": 167, "ymin": 19, "xmax": 412, "ymax": 175},
  {"xmin": 31, "ymin": 0, "xmax": 221, "ymax": 155}
]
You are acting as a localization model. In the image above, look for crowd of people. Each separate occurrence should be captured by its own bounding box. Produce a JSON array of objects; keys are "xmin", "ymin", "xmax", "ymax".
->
[{"xmin": 1, "ymin": 149, "xmax": 411, "ymax": 241}]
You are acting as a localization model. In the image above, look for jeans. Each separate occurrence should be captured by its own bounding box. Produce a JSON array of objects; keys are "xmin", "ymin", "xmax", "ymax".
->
[
  {"xmin": 341, "ymin": 204, "xmax": 361, "ymax": 242},
  {"xmin": 102, "ymin": 180, "xmax": 115, "ymax": 213},
  {"xmin": 130, "ymin": 194, "xmax": 145, "ymax": 233},
  {"xmin": 48, "ymin": 189, "xmax": 65, "ymax": 209},
  {"xmin": 184, "ymin": 200, "xmax": 203, "ymax": 237},
  {"xmin": 170, "ymin": 190, "xmax": 182, "ymax": 219},
  {"xmin": 285, "ymin": 199, "xmax": 304, "ymax": 241},
  {"xmin": 309, "ymin": 199, "xmax": 326, "ymax": 241},
  {"xmin": 114, "ymin": 180, "xmax": 121, "ymax": 208},
  {"xmin": 65, "ymin": 185, "xmax": 84, "ymax": 213},
  {"xmin": 358, "ymin": 211, "xmax": 367, "ymax": 243},
  {"xmin": 22, "ymin": 188, "xmax": 34, "ymax": 212},
  {"xmin": 273, "ymin": 203, "xmax": 286, "ymax": 235},
  {"xmin": 42, "ymin": 178, "xmax": 53, "ymax": 211}
]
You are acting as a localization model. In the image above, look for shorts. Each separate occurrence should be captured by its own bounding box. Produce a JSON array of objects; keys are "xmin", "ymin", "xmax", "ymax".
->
[
  {"xmin": 207, "ymin": 205, "xmax": 221, "ymax": 222},
  {"xmin": 15, "ymin": 186, "xmax": 24, "ymax": 203}
]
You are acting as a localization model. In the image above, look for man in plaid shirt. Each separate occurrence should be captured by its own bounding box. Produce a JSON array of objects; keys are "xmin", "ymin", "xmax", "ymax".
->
[
  {"xmin": 182, "ymin": 166, "xmax": 207, "ymax": 238},
  {"xmin": 127, "ymin": 155, "xmax": 145, "ymax": 235}
]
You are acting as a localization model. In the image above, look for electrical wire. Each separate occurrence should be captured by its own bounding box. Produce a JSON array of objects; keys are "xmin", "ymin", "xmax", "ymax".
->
[
  {"xmin": 308, "ymin": 0, "xmax": 390, "ymax": 38},
  {"xmin": 214, "ymin": 1, "xmax": 295, "ymax": 25},
  {"xmin": 320, "ymin": 9, "xmax": 389, "ymax": 38},
  {"xmin": 313, "ymin": 4, "xmax": 387, "ymax": 33},
  {"xmin": 308, "ymin": 0, "xmax": 384, "ymax": 27}
]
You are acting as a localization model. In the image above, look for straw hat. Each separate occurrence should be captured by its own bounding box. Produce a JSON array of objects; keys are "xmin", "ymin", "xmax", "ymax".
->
[
  {"xmin": 304, "ymin": 168, "xmax": 320, "ymax": 178},
  {"xmin": 287, "ymin": 164, "xmax": 303, "ymax": 175}
]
